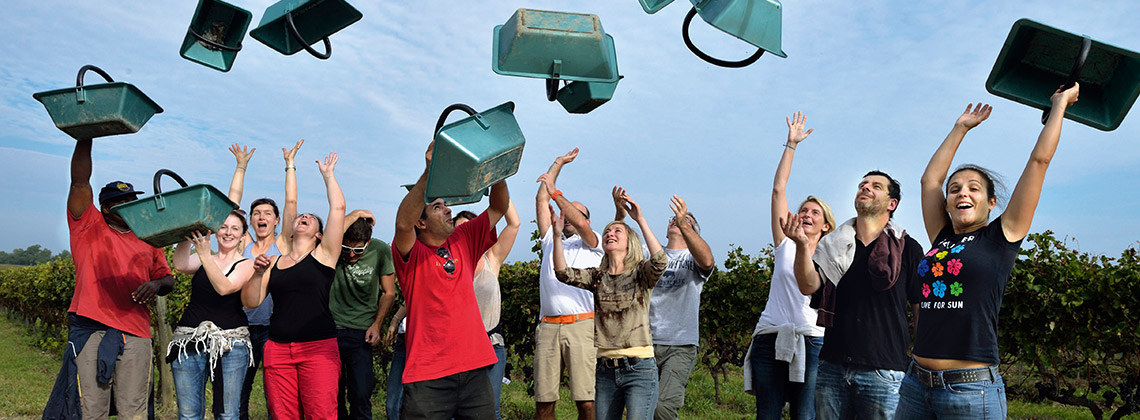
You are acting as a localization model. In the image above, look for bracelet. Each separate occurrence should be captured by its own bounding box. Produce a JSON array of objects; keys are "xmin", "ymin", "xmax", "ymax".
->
[
  {"xmin": 784, "ymin": 143, "xmax": 796, "ymax": 150},
  {"xmin": 550, "ymin": 189, "xmax": 564, "ymax": 199},
  {"xmin": 284, "ymin": 165, "xmax": 296, "ymax": 172}
]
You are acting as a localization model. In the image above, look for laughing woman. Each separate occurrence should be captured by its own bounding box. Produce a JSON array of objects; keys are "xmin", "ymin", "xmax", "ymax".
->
[
  {"xmin": 169, "ymin": 211, "xmax": 256, "ymax": 420},
  {"xmin": 546, "ymin": 179, "xmax": 668, "ymax": 420},
  {"xmin": 897, "ymin": 84, "xmax": 1080, "ymax": 420},
  {"xmin": 242, "ymin": 151, "xmax": 346, "ymax": 420}
]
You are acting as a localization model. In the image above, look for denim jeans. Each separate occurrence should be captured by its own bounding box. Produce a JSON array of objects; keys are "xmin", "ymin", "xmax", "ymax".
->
[
  {"xmin": 595, "ymin": 357, "xmax": 659, "ymax": 420},
  {"xmin": 171, "ymin": 341, "xmax": 250, "ymax": 420},
  {"xmin": 815, "ymin": 360, "xmax": 903, "ymax": 420},
  {"xmin": 749, "ymin": 334, "xmax": 823, "ymax": 420},
  {"xmin": 894, "ymin": 363, "xmax": 1006, "ymax": 420},
  {"xmin": 385, "ymin": 334, "xmax": 406, "ymax": 420},
  {"xmin": 338, "ymin": 328, "xmax": 376, "ymax": 420},
  {"xmin": 237, "ymin": 325, "xmax": 270, "ymax": 420},
  {"xmin": 487, "ymin": 344, "xmax": 506, "ymax": 420}
]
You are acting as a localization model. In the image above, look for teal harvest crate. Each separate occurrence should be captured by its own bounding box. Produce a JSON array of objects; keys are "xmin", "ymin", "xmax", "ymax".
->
[
  {"xmin": 180, "ymin": 0, "xmax": 252, "ymax": 72},
  {"xmin": 640, "ymin": 0, "xmax": 676, "ymax": 14},
  {"xmin": 32, "ymin": 65, "xmax": 163, "ymax": 140},
  {"xmin": 402, "ymin": 184, "xmax": 489, "ymax": 207},
  {"xmin": 250, "ymin": 0, "xmax": 362, "ymax": 59},
  {"xmin": 113, "ymin": 170, "xmax": 238, "ymax": 248},
  {"xmin": 426, "ymin": 102, "xmax": 525, "ymax": 203},
  {"xmin": 682, "ymin": 0, "xmax": 786, "ymax": 68},
  {"xmin": 986, "ymin": 18, "xmax": 1140, "ymax": 131},
  {"xmin": 557, "ymin": 77, "xmax": 622, "ymax": 114},
  {"xmin": 493, "ymin": 9, "xmax": 620, "ymax": 83}
]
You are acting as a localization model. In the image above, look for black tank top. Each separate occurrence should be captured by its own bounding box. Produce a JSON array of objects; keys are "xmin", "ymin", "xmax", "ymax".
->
[
  {"xmin": 177, "ymin": 259, "xmax": 249, "ymax": 330},
  {"xmin": 267, "ymin": 252, "xmax": 337, "ymax": 342}
]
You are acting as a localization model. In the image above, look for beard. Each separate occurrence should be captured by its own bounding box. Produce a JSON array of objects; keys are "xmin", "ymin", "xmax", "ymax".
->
[{"xmin": 854, "ymin": 197, "xmax": 889, "ymax": 218}]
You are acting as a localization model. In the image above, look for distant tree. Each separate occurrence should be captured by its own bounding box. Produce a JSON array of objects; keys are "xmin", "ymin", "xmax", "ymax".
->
[
  {"xmin": 55, "ymin": 250, "xmax": 71, "ymax": 261},
  {"xmin": 0, "ymin": 245, "xmax": 57, "ymax": 266}
]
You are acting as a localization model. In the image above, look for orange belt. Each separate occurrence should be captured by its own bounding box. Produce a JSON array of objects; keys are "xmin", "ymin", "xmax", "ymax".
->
[{"xmin": 541, "ymin": 312, "xmax": 595, "ymax": 324}]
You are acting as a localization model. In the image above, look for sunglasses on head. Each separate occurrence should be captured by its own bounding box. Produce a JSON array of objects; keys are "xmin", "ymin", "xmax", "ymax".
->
[
  {"xmin": 436, "ymin": 246, "xmax": 456, "ymax": 275},
  {"xmin": 341, "ymin": 244, "xmax": 366, "ymax": 255}
]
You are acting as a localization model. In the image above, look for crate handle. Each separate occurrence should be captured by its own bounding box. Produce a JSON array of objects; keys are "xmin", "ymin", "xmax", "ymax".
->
[
  {"xmin": 681, "ymin": 7, "xmax": 764, "ymax": 68},
  {"xmin": 75, "ymin": 65, "xmax": 114, "ymax": 103},
  {"xmin": 1041, "ymin": 37, "xmax": 1092, "ymax": 125},
  {"xmin": 285, "ymin": 10, "xmax": 331, "ymax": 60},
  {"xmin": 152, "ymin": 169, "xmax": 189, "ymax": 211},
  {"xmin": 187, "ymin": 24, "xmax": 243, "ymax": 52},
  {"xmin": 545, "ymin": 79, "xmax": 565, "ymax": 102},
  {"xmin": 434, "ymin": 104, "xmax": 479, "ymax": 135}
]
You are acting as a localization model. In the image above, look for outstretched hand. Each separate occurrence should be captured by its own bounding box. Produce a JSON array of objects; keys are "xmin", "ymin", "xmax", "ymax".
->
[
  {"xmin": 1051, "ymin": 83, "xmax": 1080, "ymax": 108},
  {"xmin": 252, "ymin": 254, "xmax": 272, "ymax": 273},
  {"xmin": 619, "ymin": 189, "xmax": 643, "ymax": 221},
  {"xmin": 283, "ymin": 139, "xmax": 304, "ymax": 164},
  {"xmin": 425, "ymin": 140, "xmax": 435, "ymax": 168},
  {"xmin": 536, "ymin": 173, "xmax": 557, "ymax": 196},
  {"xmin": 555, "ymin": 148, "xmax": 579, "ymax": 165},
  {"xmin": 780, "ymin": 211, "xmax": 810, "ymax": 246},
  {"xmin": 186, "ymin": 230, "xmax": 212, "ymax": 254},
  {"xmin": 612, "ymin": 186, "xmax": 627, "ymax": 220},
  {"xmin": 669, "ymin": 195, "xmax": 691, "ymax": 228},
  {"xmin": 317, "ymin": 152, "xmax": 338, "ymax": 176},
  {"xmin": 549, "ymin": 203, "xmax": 564, "ymax": 236},
  {"xmin": 786, "ymin": 111, "xmax": 814, "ymax": 145},
  {"xmin": 229, "ymin": 144, "xmax": 255, "ymax": 167},
  {"xmin": 955, "ymin": 103, "xmax": 992, "ymax": 129}
]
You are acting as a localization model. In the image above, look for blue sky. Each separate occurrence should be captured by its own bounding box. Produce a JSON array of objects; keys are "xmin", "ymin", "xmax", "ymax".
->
[{"xmin": 2, "ymin": 0, "xmax": 1139, "ymax": 262}]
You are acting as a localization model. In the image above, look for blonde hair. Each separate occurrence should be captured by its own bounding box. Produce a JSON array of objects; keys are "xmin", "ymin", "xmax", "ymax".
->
[
  {"xmin": 597, "ymin": 221, "xmax": 644, "ymax": 273},
  {"xmin": 800, "ymin": 195, "xmax": 837, "ymax": 237}
]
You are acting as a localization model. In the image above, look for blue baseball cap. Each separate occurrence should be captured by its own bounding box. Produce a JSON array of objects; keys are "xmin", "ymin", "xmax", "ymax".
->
[{"xmin": 98, "ymin": 181, "xmax": 144, "ymax": 206}]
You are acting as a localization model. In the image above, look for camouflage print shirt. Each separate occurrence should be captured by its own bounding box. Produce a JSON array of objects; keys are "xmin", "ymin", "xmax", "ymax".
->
[{"xmin": 556, "ymin": 250, "xmax": 668, "ymax": 351}]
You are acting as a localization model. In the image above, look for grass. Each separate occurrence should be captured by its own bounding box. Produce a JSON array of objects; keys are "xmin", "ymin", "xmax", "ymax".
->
[
  {"xmin": 0, "ymin": 263, "xmax": 25, "ymax": 271},
  {"xmin": 0, "ymin": 314, "xmax": 1130, "ymax": 419}
]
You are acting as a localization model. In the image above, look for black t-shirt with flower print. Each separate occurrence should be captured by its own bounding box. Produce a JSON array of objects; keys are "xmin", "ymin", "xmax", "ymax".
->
[{"xmin": 911, "ymin": 215, "xmax": 1022, "ymax": 365}]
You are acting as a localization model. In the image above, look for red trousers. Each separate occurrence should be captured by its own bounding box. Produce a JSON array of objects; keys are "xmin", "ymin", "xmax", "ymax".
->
[{"xmin": 264, "ymin": 338, "xmax": 340, "ymax": 420}]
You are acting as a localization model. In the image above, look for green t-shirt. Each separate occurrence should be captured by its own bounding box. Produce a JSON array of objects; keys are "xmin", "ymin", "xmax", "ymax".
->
[{"xmin": 331, "ymin": 239, "xmax": 396, "ymax": 330}]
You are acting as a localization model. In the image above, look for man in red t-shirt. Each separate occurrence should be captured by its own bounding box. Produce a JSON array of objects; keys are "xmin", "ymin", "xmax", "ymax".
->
[
  {"xmin": 64, "ymin": 139, "xmax": 175, "ymax": 418},
  {"xmin": 392, "ymin": 140, "xmax": 510, "ymax": 419}
]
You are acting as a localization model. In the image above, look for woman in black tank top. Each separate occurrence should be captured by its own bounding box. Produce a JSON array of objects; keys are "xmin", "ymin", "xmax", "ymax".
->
[
  {"xmin": 169, "ymin": 210, "xmax": 256, "ymax": 419},
  {"xmin": 242, "ymin": 151, "xmax": 347, "ymax": 420}
]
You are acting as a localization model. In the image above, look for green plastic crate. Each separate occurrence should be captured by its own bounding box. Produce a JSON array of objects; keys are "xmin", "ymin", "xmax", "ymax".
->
[
  {"xmin": 32, "ymin": 65, "xmax": 163, "ymax": 140},
  {"xmin": 180, "ymin": 0, "xmax": 252, "ymax": 72},
  {"xmin": 986, "ymin": 19, "xmax": 1140, "ymax": 131},
  {"xmin": 250, "ymin": 0, "xmax": 362, "ymax": 58},
  {"xmin": 640, "ymin": 0, "xmax": 676, "ymax": 14},
  {"xmin": 690, "ymin": 0, "xmax": 787, "ymax": 58},
  {"xmin": 113, "ymin": 170, "xmax": 238, "ymax": 248},
  {"xmin": 426, "ymin": 102, "xmax": 525, "ymax": 203},
  {"xmin": 493, "ymin": 9, "xmax": 620, "ymax": 83},
  {"xmin": 402, "ymin": 184, "xmax": 489, "ymax": 207},
  {"xmin": 557, "ymin": 77, "xmax": 622, "ymax": 114}
]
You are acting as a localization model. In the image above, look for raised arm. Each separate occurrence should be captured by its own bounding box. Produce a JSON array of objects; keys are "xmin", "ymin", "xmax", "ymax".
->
[
  {"xmin": 394, "ymin": 142, "xmax": 432, "ymax": 258},
  {"xmin": 172, "ymin": 238, "xmax": 203, "ymax": 274},
  {"xmin": 188, "ymin": 231, "xmax": 254, "ymax": 295},
  {"xmin": 276, "ymin": 140, "xmax": 303, "ymax": 255},
  {"xmin": 488, "ymin": 200, "xmax": 521, "ymax": 264},
  {"xmin": 671, "ymin": 196, "xmax": 714, "ymax": 271},
  {"xmin": 920, "ymin": 103, "xmax": 992, "ymax": 242},
  {"xmin": 538, "ymin": 173, "xmax": 597, "ymax": 248},
  {"xmin": 772, "ymin": 112, "xmax": 814, "ymax": 243},
  {"xmin": 622, "ymin": 190, "xmax": 662, "ymax": 256},
  {"xmin": 536, "ymin": 148, "xmax": 578, "ymax": 236},
  {"xmin": 782, "ymin": 212, "xmax": 822, "ymax": 295},
  {"xmin": 242, "ymin": 255, "xmax": 274, "ymax": 308},
  {"xmin": 612, "ymin": 186, "xmax": 627, "ymax": 222},
  {"xmin": 67, "ymin": 139, "xmax": 93, "ymax": 218},
  {"xmin": 1002, "ymin": 85, "xmax": 1079, "ymax": 242},
  {"xmin": 486, "ymin": 180, "xmax": 510, "ymax": 227},
  {"xmin": 314, "ymin": 152, "xmax": 346, "ymax": 267},
  {"xmin": 227, "ymin": 143, "xmax": 255, "ymax": 204},
  {"xmin": 551, "ymin": 206, "xmax": 568, "ymax": 272}
]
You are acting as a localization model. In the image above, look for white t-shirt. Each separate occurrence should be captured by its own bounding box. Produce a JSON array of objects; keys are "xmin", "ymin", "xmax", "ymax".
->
[
  {"xmin": 649, "ymin": 248, "xmax": 713, "ymax": 346},
  {"xmin": 538, "ymin": 226, "xmax": 604, "ymax": 317},
  {"xmin": 754, "ymin": 238, "xmax": 825, "ymax": 337}
]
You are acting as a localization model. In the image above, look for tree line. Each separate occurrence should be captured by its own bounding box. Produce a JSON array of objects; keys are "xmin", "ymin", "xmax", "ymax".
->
[{"xmin": 0, "ymin": 245, "xmax": 70, "ymax": 266}]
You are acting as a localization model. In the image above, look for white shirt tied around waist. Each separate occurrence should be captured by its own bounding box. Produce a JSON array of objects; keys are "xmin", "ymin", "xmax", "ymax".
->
[
  {"xmin": 538, "ymin": 227, "xmax": 604, "ymax": 317},
  {"xmin": 166, "ymin": 321, "xmax": 253, "ymax": 381}
]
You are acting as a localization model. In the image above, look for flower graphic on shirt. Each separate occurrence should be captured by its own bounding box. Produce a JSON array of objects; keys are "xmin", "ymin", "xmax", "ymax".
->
[
  {"xmin": 932, "ymin": 280, "xmax": 947, "ymax": 298},
  {"xmin": 950, "ymin": 282, "xmax": 964, "ymax": 297},
  {"xmin": 925, "ymin": 248, "xmax": 940, "ymax": 257},
  {"xmin": 932, "ymin": 262, "xmax": 944, "ymax": 277},
  {"xmin": 936, "ymin": 251, "xmax": 949, "ymax": 260},
  {"xmin": 947, "ymin": 259, "xmax": 963, "ymax": 276},
  {"xmin": 951, "ymin": 244, "xmax": 966, "ymax": 254},
  {"xmin": 917, "ymin": 260, "xmax": 930, "ymax": 277},
  {"xmin": 922, "ymin": 283, "xmax": 931, "ymax": 298}
]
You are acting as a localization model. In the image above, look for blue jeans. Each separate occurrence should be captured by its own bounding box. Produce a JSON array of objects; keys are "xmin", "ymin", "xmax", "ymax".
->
[
  {"xmin": 595, "ymin": 357, "xmax": 658, "ymax": 420},
  {"xmin": 237, "ymin": 325, "xmax": 270, "ymax": 420},
  {"xmin": 749, "ymin": 334, "xmax": 823, "ymax": 420},
  {"xmin": 384, "ymin": 334, "xmax": 406, "ymax": 420},
  {"xmin": 815, "ymin": 360, "xmax": 903, "ymax": 420},
  {"xmin": 338, "ymin": 328, "xmax": 375, "ymax": 420},
  {"xmin": 894, "ymin": 363, "xmax": 1006, "ymax": 420},
  {"xmin": 487, "ymin": 344, "xmax": 506, "ymax": 420},
  {"xmin": 172, "ymin": 341, "xmax": 250, "ymax": 420}
]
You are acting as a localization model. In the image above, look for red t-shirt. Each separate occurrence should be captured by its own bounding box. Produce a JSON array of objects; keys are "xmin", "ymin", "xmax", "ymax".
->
[
  {"xmin": 68, "ymin": 203, "xmax": 172, "ymax": 338},
  {"xmin": 393, "ymin": 211, "xmax": 499, "ymax": 383}
]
